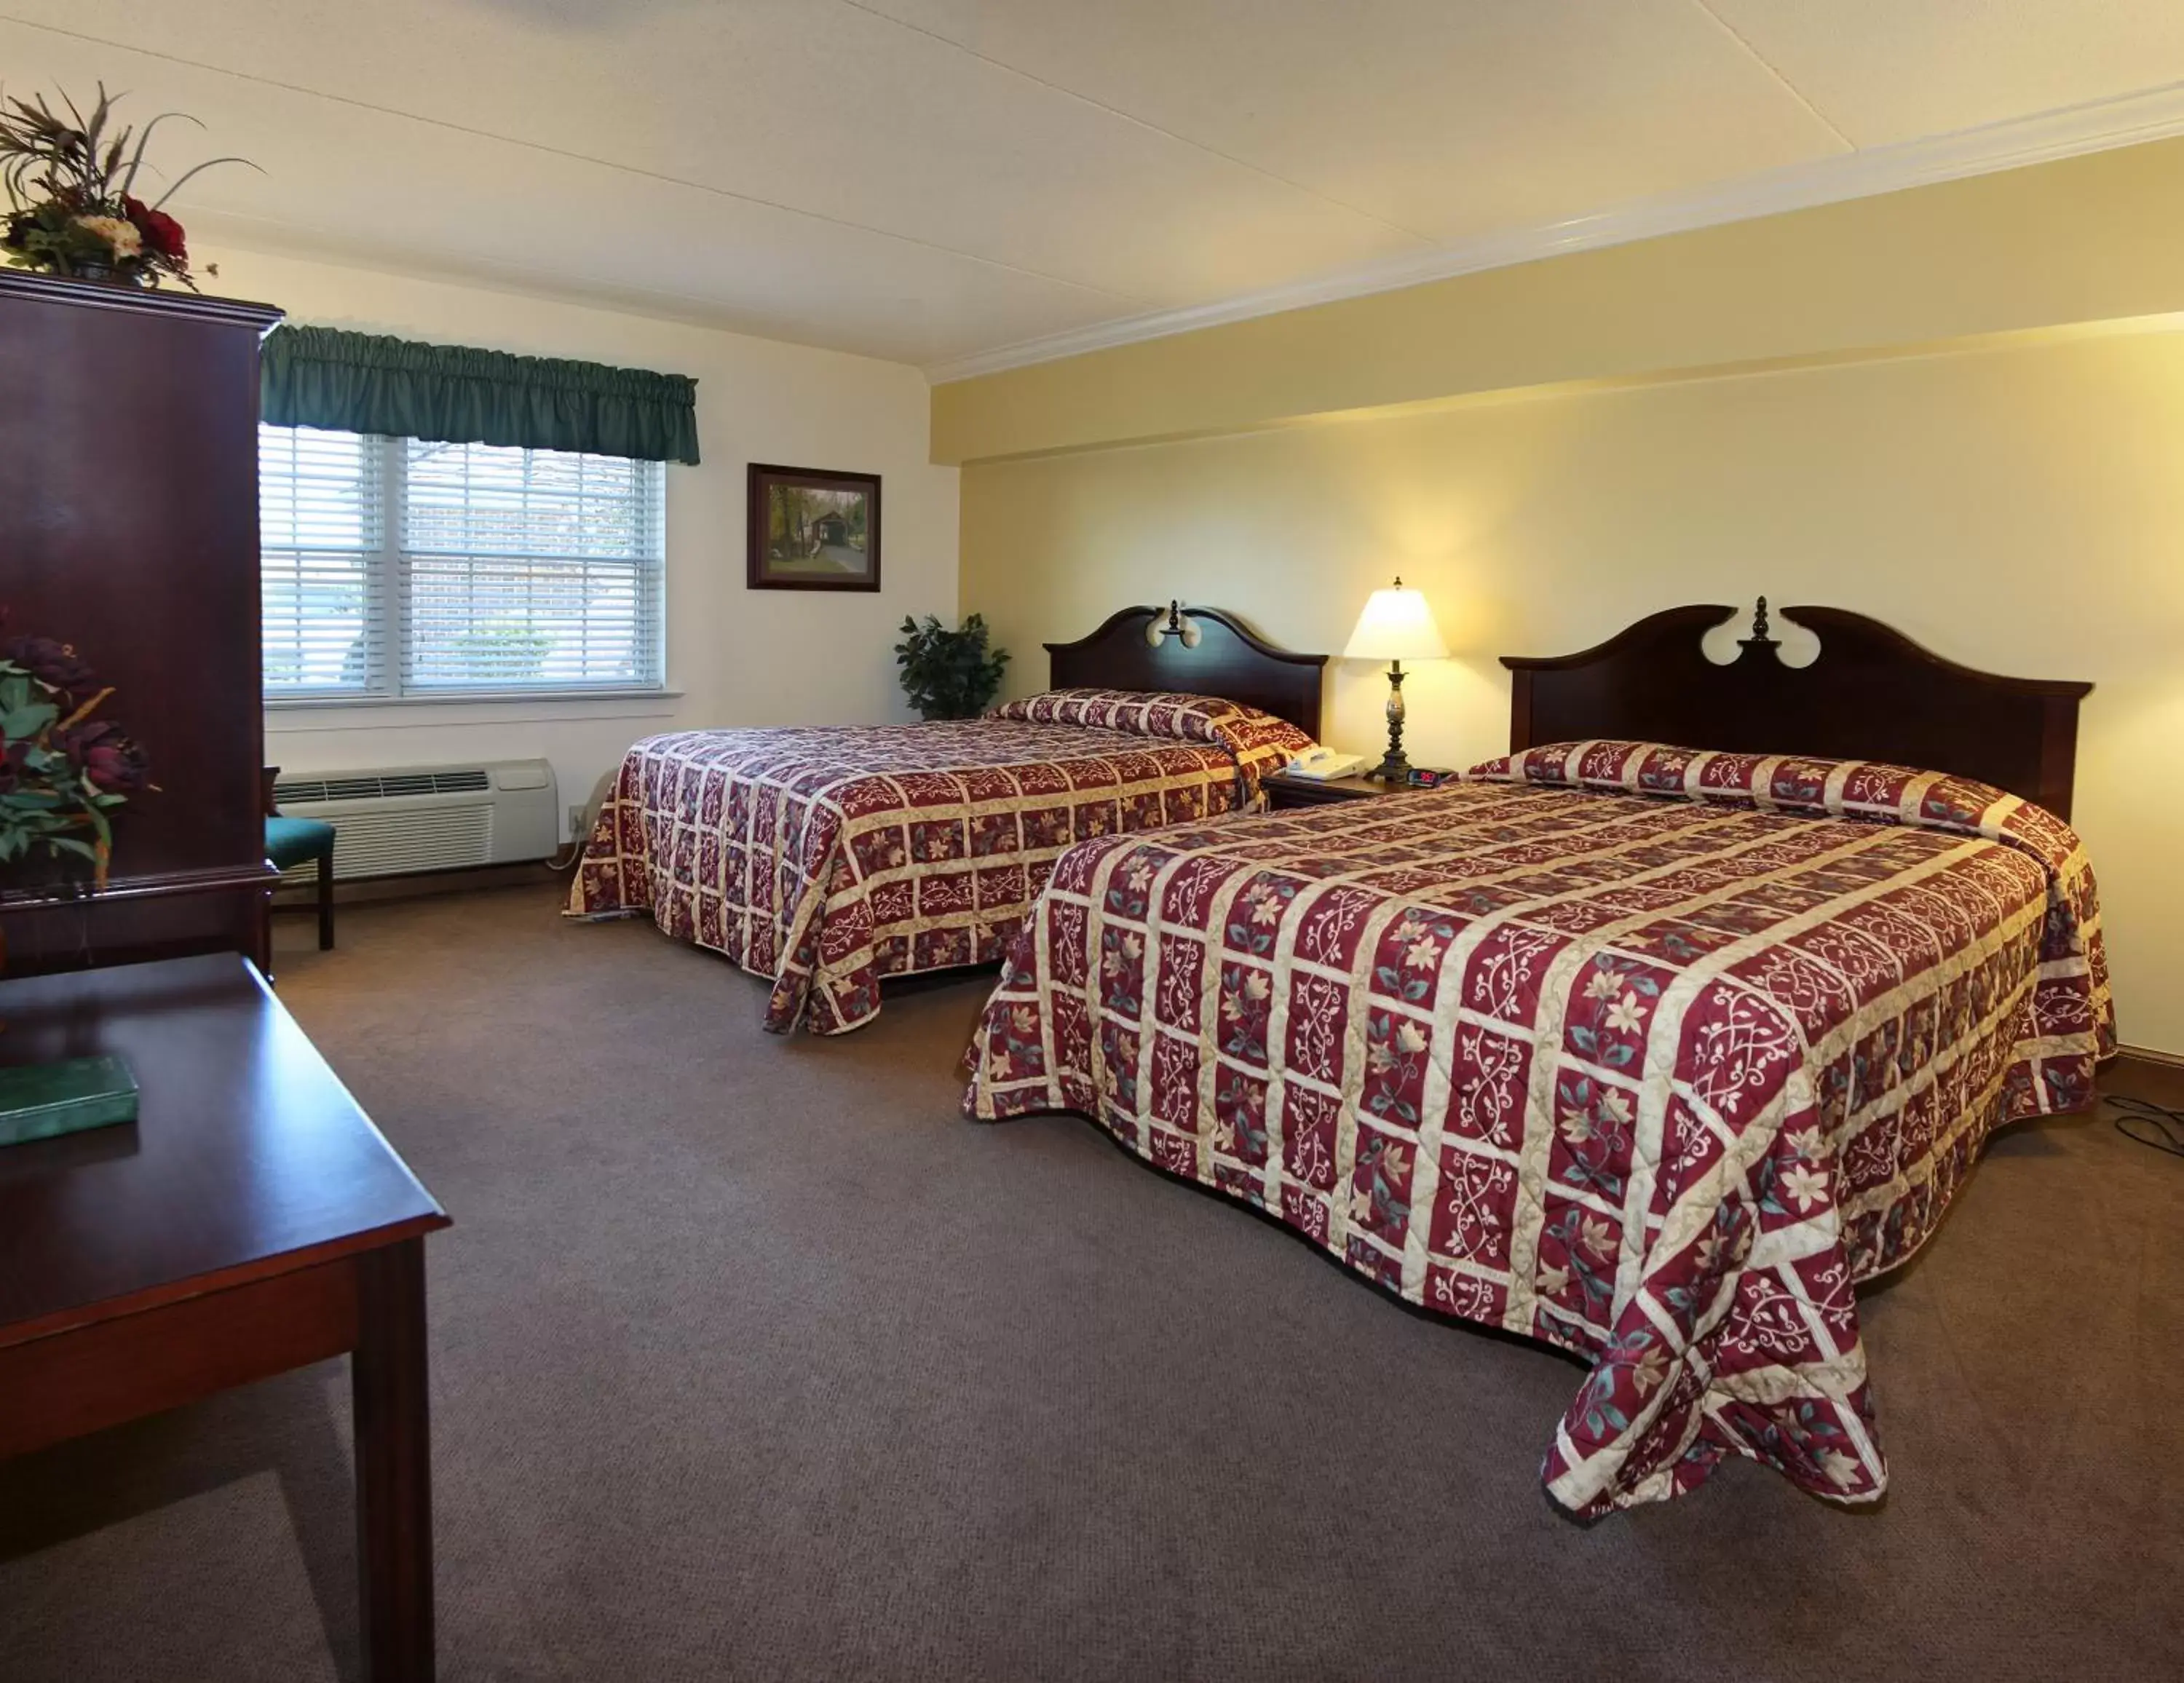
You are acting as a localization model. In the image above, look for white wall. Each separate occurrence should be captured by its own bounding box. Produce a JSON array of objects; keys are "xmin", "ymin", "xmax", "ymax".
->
[{"xmin": 210, "ymin": 245, "xmax": 959, "ymax": 839}]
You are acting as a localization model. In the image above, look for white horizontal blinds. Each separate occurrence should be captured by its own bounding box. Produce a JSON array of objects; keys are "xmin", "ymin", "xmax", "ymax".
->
[
  {"xmin": 399, "ymin": 440, "xmax": 665, "ymax": 692},
  {"xmin": 258, "ymin": 426, "xmax": 386, "ymax": 695},
  {"xmin": 258, "ymin": 428, "xmax": 666, "ymax": 699}
]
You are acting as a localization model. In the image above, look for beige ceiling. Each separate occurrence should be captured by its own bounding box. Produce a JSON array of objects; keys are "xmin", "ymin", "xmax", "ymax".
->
[{"xmin": 3, "ymin": 1, "xmax": 2182, "ymax": 370}]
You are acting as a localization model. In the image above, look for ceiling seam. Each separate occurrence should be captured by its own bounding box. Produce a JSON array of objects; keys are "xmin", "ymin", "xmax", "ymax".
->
[
  {"xmin": 0, "ymin": 9, "xmax": 1147, "ymax": 306},
  {"xmin": 831, "ymin": 0, "xmax": 1442, "ymax": 247},
  {"xmin": 1688, "ymin": 0, "xmax": 1859, "ymax": 151},
  {"xmin": 191, "ymin": 207, "xmax": 941, "ymax": 363},
  {"xmin": 923, "ymin": 77, "xmax": 2184, "ymax": 381}
]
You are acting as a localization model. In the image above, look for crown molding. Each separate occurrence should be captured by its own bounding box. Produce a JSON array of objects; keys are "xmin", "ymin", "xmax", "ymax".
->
[{"xmin": 925, "ymin": 81, "xmax": 2184, "ymax": 385}]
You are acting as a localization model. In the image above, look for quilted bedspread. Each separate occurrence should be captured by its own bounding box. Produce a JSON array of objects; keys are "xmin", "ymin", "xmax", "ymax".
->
[
  {"xmin": 569, "ymin": 691, "xmax": 1312, "ymax": 1034},
  {"xmin": 963, "ymin": 740, "xmax": 2114, "ymax": 1513}
]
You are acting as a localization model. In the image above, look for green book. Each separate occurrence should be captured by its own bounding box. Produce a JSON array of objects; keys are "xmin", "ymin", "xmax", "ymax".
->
[{"xmin": 0, "ymin": 1054, "xmax": 139, "ymax": 1147}]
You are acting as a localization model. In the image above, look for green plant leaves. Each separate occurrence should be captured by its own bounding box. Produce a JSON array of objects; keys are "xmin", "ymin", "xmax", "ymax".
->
[
  {"xmin": 895, "ymin": 613, "xmax": 1010, "ymax": 721},
  {"xmin": 0, "ymin": 640, "xmax": 135, "ymax": 886},
  {"xmin": 2, "ymin": 699, "xmax": 55, "ymax": 740}
]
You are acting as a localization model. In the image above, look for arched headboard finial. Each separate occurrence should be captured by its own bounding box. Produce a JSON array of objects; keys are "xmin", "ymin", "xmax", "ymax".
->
[
  {"xmin": 1045, "ymin": 604, "xmax": 1326, "ymax": 739},
  {"xmin": 1144, "ymin": 600, "xmax": 1202, "ymax": 649},
  {"xmin": 1500, "ymin": 602, "xmax": 2092, "ymax": 817}
]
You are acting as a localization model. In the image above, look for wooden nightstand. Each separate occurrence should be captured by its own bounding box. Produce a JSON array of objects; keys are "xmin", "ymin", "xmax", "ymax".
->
[{"xmin": 1262, "ymin": 772, "xmax": 1417, "ymax": 810}]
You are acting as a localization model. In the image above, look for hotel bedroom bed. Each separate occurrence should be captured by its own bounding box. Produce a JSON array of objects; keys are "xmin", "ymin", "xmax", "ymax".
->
[
  {"xmin": 963, "ymin": 601, "xmax": 2116, "ymax": 1515},
  {"xmin": 570, "ymin": 604, "xmax": 1324, "ymax": 1034}
]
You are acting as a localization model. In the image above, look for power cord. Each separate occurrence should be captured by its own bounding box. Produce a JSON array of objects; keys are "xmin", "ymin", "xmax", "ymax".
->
[{"xmin": 2109, "ymin": 1093, "xmax": 2184, "ymax": 1159}]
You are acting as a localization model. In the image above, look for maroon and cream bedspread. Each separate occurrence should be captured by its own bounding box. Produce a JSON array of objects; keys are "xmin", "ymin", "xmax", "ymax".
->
[
  {"xmin": 963, "ymin": 740, "xmax": 2113, "ymax": 1513},
  {"xmin": 569, "ymin": 689, "xmax": 1313, "ymax": 1035}
]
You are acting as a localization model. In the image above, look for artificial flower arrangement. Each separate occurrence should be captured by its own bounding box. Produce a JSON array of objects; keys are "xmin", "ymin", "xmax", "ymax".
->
[
  {"xmin": 0, "ymin": 82, "xmax": 249, "ymax": 289},
  {"xmin": 0, "ymin": 617, "xmax": 149, "ymax": 891}
]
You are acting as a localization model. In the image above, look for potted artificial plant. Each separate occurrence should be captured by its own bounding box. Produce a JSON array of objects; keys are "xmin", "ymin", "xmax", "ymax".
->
[{"xmin": 895, "ymin": 614, "xmax": 1010, "ymax": 720}]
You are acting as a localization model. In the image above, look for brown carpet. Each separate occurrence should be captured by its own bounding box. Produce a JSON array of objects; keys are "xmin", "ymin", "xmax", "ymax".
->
[{"xmin": 3, "ymin": 881, "xmax": 2180, "ymax": 1682}]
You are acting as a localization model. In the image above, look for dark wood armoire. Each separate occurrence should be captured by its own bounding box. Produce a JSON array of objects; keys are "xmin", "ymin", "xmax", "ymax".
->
[{"xmin": 0, "ymin": 271, "xmax": 282, "ymax": 973}]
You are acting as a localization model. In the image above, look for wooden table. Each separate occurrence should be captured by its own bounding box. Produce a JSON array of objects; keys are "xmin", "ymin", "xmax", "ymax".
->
[{"xmin": 0, "ymin": 954, "xmax": 451, "ymax": 1681}]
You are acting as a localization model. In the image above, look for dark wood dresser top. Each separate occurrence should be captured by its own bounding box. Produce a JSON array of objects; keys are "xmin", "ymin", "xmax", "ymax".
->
[{"xmin": 0, "ymin": 954, "xmax": 447, "ymax": 1345}]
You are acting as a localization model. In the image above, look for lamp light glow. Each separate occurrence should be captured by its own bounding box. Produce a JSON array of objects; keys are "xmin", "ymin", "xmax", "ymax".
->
[
  {"xmin": 1342, "ymin": 582, "xmax": 1449, "ymax": 663},
  {"xmin": 1343, "ymin": 576, "xmax": 1447, "ymax": 783}
]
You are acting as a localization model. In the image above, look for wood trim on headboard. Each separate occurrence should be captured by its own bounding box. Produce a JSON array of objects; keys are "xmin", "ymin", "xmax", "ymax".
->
[
  {"xmin": 1045, "ymin": 605, "xmax": 1327, "ymax": 740},
  {"xmin": 1501, "ymin": 600, "xmax": 2092, "ymax": 818}
]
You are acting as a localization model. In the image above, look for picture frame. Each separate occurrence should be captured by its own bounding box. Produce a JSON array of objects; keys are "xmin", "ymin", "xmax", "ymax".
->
[{"xmin": 747, "ymin": 463, "xmax": 882, "ymax": 592}]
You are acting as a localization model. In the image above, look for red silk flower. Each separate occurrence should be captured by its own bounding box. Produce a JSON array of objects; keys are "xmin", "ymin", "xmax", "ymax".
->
[{"xmin": 123, "ymin": 197, "xmax": 187, "ymax": 262}]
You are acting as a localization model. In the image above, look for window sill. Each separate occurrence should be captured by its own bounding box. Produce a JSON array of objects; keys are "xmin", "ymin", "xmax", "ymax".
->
[{"xmin": 266, "ymin": 688, "xmax": 684, "ymax": 732}]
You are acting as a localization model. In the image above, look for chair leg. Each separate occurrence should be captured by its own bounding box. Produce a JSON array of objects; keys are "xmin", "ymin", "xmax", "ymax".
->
[{"xmin": 317, "ymin": 852, "xmax": 336, "ymax": 951}]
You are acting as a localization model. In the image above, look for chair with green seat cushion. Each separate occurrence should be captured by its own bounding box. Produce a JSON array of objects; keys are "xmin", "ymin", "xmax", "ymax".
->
[{"xmin": 264, "ymin": 767, "xmax": 336, "ymax": 951}]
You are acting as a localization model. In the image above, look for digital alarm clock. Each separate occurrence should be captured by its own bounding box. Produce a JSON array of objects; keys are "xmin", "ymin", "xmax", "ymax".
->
[{"xmin": 1406, "ymin": 767, "xmax": 1456, "ymax": 788}]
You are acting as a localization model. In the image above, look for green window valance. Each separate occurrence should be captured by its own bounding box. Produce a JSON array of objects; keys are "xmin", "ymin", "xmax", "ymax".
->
[{"xmin": 261, "ymin": 325, "xmax": 700, "ymax": 464}]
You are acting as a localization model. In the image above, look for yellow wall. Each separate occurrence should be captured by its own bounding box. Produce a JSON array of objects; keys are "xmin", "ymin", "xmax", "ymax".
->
[
  {"xmin": 960, "ymin": 325, "xmax": 2184, "ymax": 1055},
  {"xmin": 935, "ymin": 135, "xmax": 2184, "ymax": 465}
]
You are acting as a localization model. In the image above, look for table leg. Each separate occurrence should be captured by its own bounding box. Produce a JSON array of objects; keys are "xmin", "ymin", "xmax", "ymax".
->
[{"xmin": 354, "ymin": 1238, "xmax": 436, "ymax": 1682}]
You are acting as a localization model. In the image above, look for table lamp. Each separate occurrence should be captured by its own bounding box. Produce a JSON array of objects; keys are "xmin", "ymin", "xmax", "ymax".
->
[{"xmin": 1342, "ymin": 577, "xmax": 1448, "ymax": 782}]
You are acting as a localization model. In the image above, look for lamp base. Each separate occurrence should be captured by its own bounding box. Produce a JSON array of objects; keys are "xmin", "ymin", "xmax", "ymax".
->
[{"xmin": 1371, "ymin": 660, "xmax": 1412, "ymax": 783}]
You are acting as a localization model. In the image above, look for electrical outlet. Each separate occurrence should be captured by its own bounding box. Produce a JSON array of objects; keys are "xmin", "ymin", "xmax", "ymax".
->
[{"xmin": 567, "ymin": 804, "xmax": 588, "ymax": 839}]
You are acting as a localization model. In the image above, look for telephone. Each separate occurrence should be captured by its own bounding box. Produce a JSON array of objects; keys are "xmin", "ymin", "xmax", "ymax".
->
[{"xmin": 1283, "ymin": 746, "xmax": 1370, "ymax": 780}]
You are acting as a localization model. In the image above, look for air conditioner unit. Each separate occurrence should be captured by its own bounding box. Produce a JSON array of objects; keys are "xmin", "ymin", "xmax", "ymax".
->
[{"xmin": 270, "ymin": 758, "xmax": 559, "ymax": 882}]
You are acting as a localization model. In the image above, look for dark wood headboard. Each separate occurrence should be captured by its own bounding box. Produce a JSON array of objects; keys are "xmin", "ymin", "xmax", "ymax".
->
[
  {"xmin": 1045, "ymin": 604, "xmax": 1327, "ymax": 740},
  {"xmin": 1501, "ymin": 600, "xmax": 2092, "ymax": 818}
]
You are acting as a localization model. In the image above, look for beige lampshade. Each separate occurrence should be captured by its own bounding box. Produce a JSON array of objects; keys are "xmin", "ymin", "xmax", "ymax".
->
[{"xmin": 1343, "ymin": 581, "xmax": 1448, "ymax": 662}]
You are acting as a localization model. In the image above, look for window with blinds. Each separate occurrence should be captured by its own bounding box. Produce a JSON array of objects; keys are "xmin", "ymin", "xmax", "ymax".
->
[
  {"xmin": 258, "ymin": 427, "xmax": 666, "ymax": 700},
  {"xmin": 260, "ymin": 427, "xmax": 383, "ymax": 695}
]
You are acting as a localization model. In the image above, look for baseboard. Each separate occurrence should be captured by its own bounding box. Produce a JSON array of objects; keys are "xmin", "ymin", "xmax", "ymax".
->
[{"xmin": 2115, "ymin": 1042, "xmax": 2184, "ymax": 1072}]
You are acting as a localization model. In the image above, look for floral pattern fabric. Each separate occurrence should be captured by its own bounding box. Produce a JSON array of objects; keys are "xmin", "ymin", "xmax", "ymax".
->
[
  {"xmin": 985, "ymin": 688, "xmax": 1316, "ymax": 774},
  {"xmin": 569, "ymin": 697, "xmax": 1315, "ymax": 1035},
  {"xmin": 962, "ymin": 740, "xmax": 2113, "ymax": 1513}
]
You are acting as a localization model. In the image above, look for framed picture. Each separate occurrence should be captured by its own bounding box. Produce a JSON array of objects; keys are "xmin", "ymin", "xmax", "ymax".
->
[{"xmin": 748, "ymin": 463, "xmax": 882, "ymax": 592}]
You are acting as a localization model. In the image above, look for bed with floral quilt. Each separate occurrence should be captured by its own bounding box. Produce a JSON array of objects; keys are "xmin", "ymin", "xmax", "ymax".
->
[
  {"xmin": 962, "ymin": 740, "xmax": 2114, "ymax": 1513},
  {"xmin": 569, "ymin": 689, "xmax": 1315, "ymax": 1034}
]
